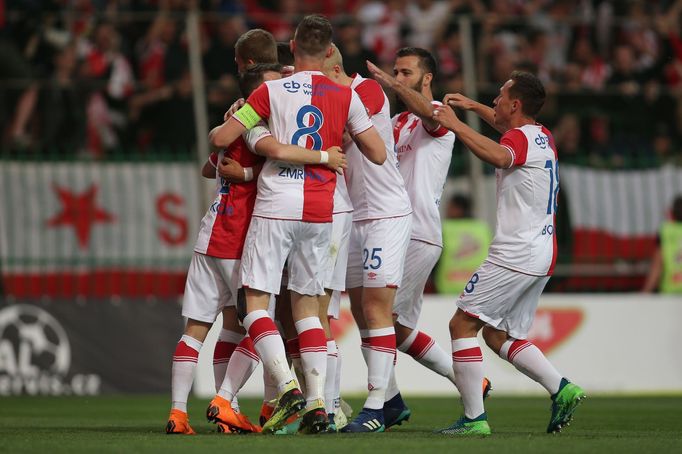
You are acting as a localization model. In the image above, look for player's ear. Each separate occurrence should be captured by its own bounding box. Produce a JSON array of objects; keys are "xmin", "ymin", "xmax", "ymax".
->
[
  {"xmin": 290, "ymin": 39, "xmax": 295, "ymax": 54},
  {"xmin": 325, "ymin": 45, "xmax": 333, "ymax": 58},
  {"xmin": 423, "ymin": 72, "xmax": 433, "ymax": 88}
]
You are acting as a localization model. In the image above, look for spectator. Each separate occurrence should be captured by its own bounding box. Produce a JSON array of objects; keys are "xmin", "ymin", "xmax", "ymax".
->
[
  {"xmin": 79, "ymin": 20, "xmax": 134, "ymax": 156},
  {"xmin": 334, "ymin": 15, "xmax": 378, "ymax": 78},
  {"xmin": 41, "ymin": 43, "xmax": 87, "ymax": 155}
]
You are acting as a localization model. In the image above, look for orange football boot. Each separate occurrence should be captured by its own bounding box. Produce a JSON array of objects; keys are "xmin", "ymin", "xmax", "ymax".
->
[
  {"xmin": 216, "ymin": 422, "xmax": 233, "ymax": 434},
  {"xmin": 207, "ymin": 395, "xmax": 259, "ymax": 433},
  {"xmin": 166, "ymin": 409, "xmax": 196, "ymax": 435}
]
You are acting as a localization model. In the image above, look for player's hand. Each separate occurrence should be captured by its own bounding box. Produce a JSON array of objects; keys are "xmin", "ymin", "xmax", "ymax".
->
[
  {"xmin": 218, "ymin": 156, "xmax": 246, "ymax": 182},
  {"xmin": 443, "ymin": 93, "xmax": 476, "ymax": 111},
  {"xmin": 366, "ymin": 60, "xmax": 397, "ymax": 89},
  {"xmin": 432, "ymin": 105, "xmax": 460, "ymax": 131},
  {"xmin": 223, "ymin": 98, "xmax": 245, "ymax": 122},
  {"xmin": 324, "ymin": 146, "xmax": 347, "ymax": 174}
]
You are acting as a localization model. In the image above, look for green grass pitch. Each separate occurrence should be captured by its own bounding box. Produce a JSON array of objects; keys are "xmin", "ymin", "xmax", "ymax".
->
[{"xmin": 1, "ymin": 395, "xmax": 680, "ymax": 453}]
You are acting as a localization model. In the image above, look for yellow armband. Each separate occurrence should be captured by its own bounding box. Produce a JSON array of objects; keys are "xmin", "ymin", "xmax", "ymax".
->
[{"xmin": 233, "ymin": 103, "xmax": 262, "ymax": 130}]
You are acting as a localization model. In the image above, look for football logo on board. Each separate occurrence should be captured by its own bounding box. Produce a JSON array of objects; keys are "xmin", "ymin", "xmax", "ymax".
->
[{"xmin": 0, "ymin": 304, "xmax": 101, "ymax": 396}]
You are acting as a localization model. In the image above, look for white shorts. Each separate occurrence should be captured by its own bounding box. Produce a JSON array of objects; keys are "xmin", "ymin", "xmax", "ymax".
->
[
  {"xmin": 456, "ymin": 260, "xmax": 550, "ymax": 339},
  {"xmin": 182, "ymin": 252, "xmax": 240, "ymax": 323},
  {"xmin": 327, "ymin": 290, "xmax": 341, "ymax": 320},
  {"xmin": 323, "ymin": 212, "xmax": 353, "ymax": 291},
  {"xmin": 241, "ymin": 217, "xmax": 331, "ymax": 296},
  {"xmin": 393, "ymin": 240, "xmax": 442, "ymax": 329},
  {"xmin": 346, "ymin": 215, "xmax": 412, "ymax": 288}
]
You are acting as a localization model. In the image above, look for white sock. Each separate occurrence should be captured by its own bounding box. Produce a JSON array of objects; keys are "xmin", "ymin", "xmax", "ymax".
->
[
  {"xmin": 324, "ymin": 339, "xmax": 338, "ymax": 414},
  {"xmin": 399, "ymin": 330, "xmax": 456, "ymax": 384},
  {"xmin": 171, "ymin": 334, "xmax": 202, "ymax": 413},
  {"xmin": 333, "ymin": 344, "xmax": 342, "ymax": 413},
  {"xmin": 295, "ymin": 317, "xmax": 327, "ymax": 407},
  {"xmin": 213, "ymin": 329, "xmax": 243, "ymax": 393},
  {"xmin": 217, "ymin": 335, "xmax": 259, "ymax": 401},
  {"xmin": 385, "ymin": 368, "xmax": 400, "ymax": 402},
  {"xmin": 244, "ymin": 310, "xmax": 293, "ymax": 393},
  {"xmin": 452, "ymin": 338, "xmax": 485, "ymax": 419},
  {"xmin": 263, "ymin": 366, "xmax": 278, "ymax": 403},
  {"xmin": 364, "ymin": 327, "xmax": 396, "ymax": 410},
  {"xmin": 500, "ymin": 339, "xmax": 563, "ymax": 395}
]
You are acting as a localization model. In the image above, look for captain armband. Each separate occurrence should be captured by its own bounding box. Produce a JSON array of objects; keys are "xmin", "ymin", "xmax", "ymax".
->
[{"xmin": 233, "ymin": 103, "xmax": 262, "ymax": 130}]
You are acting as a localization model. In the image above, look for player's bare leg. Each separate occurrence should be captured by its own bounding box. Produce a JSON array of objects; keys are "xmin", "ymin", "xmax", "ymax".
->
[
  {"xmin": 481, "ymin": 326, "xmax": 585, "ymax": 433},
  {"xmin": 167, "ymin": 319, "xmax": 212, "ymax": 434},
  {"xmin": 291, "ymin": 291, "xmax": 329, "ymax": 434},
  {"xmin": 435, "ymin": 309, "xmax": 490, "ymax": 436}
]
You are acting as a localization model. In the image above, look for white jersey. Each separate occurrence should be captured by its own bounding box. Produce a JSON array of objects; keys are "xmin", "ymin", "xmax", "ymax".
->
[
  {"xmin": 242, "ymin": 71, "xmax": 373, "ymax": 223},
  {"xmin": 246, "ymin": 125, "xmax": 353, "ymax": 215},
  {"xmin": 333, "ymin": 169, "xmax": 353, "ymax": 214},
  {"xmin": 344, "ymin": 75, "xmax": 411, "ymax": 221},
  {"xmin": 488, "ymin": 123, "xmax": 559, "ymax": 276},
  {"xmin": 392, "ymin": 103, "xmax": 455, "ymax": 247}
]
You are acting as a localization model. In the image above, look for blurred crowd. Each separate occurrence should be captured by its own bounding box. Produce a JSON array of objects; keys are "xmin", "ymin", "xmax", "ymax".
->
[{"xmin": 1, "ymin": 0, "xmax": 682, "ymax": 166}]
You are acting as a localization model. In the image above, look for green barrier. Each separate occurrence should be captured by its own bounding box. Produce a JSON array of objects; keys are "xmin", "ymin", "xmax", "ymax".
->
[
  {"xmin": 661, "ymin": 221, "xmax": 682, "ymax": 294},
  {"xmin": 435, "ymin": 219, "xmax": 491, "ymax": 294}
]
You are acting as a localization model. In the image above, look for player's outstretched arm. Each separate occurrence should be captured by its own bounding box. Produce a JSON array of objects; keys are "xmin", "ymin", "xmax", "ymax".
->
[
  {"xmin": 352, "ymin": 126, "xmax": 387, "ymax": 165},
  {"xmin": 443, "ymin": 93, "xmax": 503, "ymax": 133},
  {"xmin": 433, "ymin": 105, "xmax": 511, "ymax": 169},
  {"xmin": 366, "ymin": 60, "xmax": 439, "ymax": 130},
  {"xmin": 254, "ymin": 137, "xmax": 347, "ymax": 174}
]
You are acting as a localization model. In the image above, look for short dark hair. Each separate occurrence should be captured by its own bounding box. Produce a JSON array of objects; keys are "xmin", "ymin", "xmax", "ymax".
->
[
  {"xmin": 508, "ymin": 71, "xmax": 546, "ymax": 118},
  {"xmin": 294, "ymin": 15, "xmax": 333, "ymax": 58},
  {"xmin": 239, "ymin": 63, "xmax": 282, "ymax": 97},
  {"xmin": 396, "ymin": 47, "xmax": 438, "ymax": 80},
  {"xmin": 277, "ymin": 42, "xmax": 294, "ymax": 66},
  {"xmin": 235, "ymin": 29, "xmax": 278, "ymax": 66}
]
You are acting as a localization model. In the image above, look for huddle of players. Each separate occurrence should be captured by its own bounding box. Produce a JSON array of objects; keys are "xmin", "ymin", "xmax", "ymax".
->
[{"xmin": 166, "ymin": 13, "xmax": 585, "ymax": 437}]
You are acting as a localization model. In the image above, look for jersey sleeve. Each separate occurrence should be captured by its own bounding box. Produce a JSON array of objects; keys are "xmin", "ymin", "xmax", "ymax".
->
[
  {"xmin": 346, "ymin": 90, "xmax": 374, "ymax": 136},
  {"xmin": 354, "ymin": 79, "xmax": 386, "ymax": 117},
  {"xmin": 244, "ymin": 82, "xmax": 271, "ymax": 120},
  {"xmin": 500, "ymin": 128, "xmax": 529, "ymax": 167},
  {"xmin": 242, "ymin": 121, "xmax": 272, "ymax": 154}
]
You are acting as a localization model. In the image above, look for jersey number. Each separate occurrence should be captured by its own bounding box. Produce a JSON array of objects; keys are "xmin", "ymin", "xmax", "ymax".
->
[
  {"xmin": 544, "ymin": 159, "xmax": 560, "ymax": 215},
  {"xmin": 291, "ymin": 105, "xmax": 324, "ymax": 150},
  {"xmin": 363, "ymin": 248, "xmax": 382, "ymax": 270}
]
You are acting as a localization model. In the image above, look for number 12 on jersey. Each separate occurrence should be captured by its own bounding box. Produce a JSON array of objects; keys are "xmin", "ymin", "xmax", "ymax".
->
[{"xmin": 544, "ymin": 159, "xmax": 559, "ymax": 215}]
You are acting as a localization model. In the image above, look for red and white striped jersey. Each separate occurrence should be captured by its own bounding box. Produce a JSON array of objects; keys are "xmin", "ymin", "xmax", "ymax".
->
[
  {"xmin": 488, "ymin": 123, "xmax": 559, "ymax": 276},
  {"xmin": 243, "ymin": 71, "xmax": 373, "ymax": 223},
  {"xmin": 194, "ymin": 138, "xmax": 264, "ymax": 259},
  {"xmin": 392, "ymin": 102, "xmax": 455, "ymax": 247},
  {"xmin": 344, "ymin": 75, "xmax": 411, "ymax": 221}
]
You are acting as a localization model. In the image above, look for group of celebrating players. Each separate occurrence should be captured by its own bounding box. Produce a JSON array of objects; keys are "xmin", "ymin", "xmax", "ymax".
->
[{"xmin": 165, "ymin": 14, "xmax": 585, "ymax": 437}]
